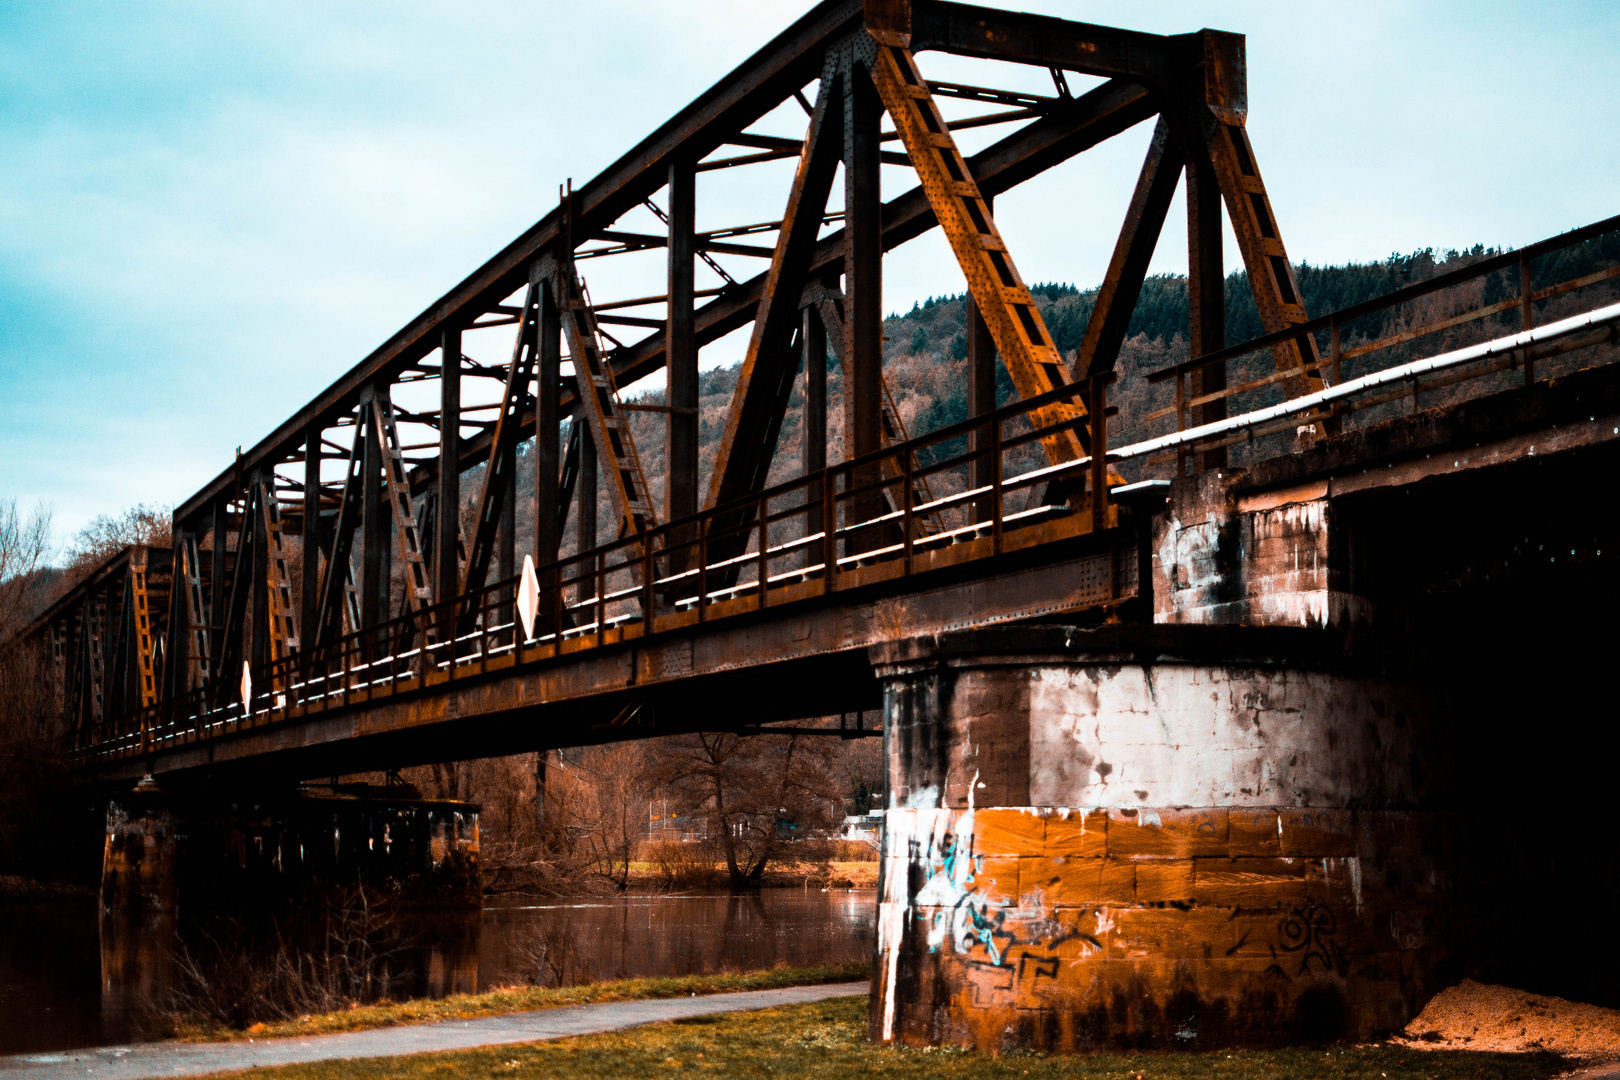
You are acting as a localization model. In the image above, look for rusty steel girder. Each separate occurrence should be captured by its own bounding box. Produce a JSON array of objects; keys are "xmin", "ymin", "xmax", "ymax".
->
[{"xmin": 39, "ymin": 0, "xmax": 1366, "ymax": 772}]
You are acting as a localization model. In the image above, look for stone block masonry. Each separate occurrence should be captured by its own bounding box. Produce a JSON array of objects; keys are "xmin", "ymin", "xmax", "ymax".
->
[{"xmin": 869, "ymin": 625, "xmax": 1449, "ymax": 1050}]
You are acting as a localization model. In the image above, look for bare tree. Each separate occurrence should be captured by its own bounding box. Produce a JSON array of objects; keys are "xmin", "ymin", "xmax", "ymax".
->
[
  {"xmin": 647, "ymin": 731, "xmax": 842, "ymax": 888},
  {"xmin": 60, "ymin": 503, "xmax": 170, "ymax": 586},
  {"xmin": 0, "ymin": 499, "xmax": 54, "ymax": 642},
  {"xmin": 0, "ymin": 499, "xmax": 61, "ymax": 874}
]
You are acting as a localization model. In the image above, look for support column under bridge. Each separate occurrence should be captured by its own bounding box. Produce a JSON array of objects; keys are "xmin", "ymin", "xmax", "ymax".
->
[
  {"xmin": 869, "ymin": 625, "xmax": 1451, "ymax": 1050},
  {"xmin": 102, "ymin": 787, "xmax": 481, "ymax": 914}
]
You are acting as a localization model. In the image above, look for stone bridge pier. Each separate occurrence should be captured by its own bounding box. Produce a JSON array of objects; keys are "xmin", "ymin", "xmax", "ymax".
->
[
  {"xmin": 101, "ymin": 786, "xmax": 482, "ymax": 914},
  {"xmin": 869, "ymin": 625, "xmax": 1450, "ymax": 1050}
]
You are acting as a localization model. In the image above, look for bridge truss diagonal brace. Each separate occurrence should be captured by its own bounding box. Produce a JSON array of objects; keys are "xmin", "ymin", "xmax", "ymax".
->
[
  {"xmin": 863, "ymin": 34, "xmax": 1098, "ymax": 476},
  {"xmin": 314, "ymin": 416, "xmax": 366, "ymax": 648},
  {"xmin": 463, "ymin": 280, "xmax": 543, "ymax": 600},
  {"xmin": 1073, "ymin": 115, "xmax": 1183, "ymax": 381},
  {"xmin": 367, "ymin": 392, "xmax": 434, "ymax": 617},
  {"xmin": 175, "ymin": 531, "xmax": 210, "ymax": 693},
  {"xmin": 128, "ymin": 547, "xmax": 157, "ymax": 714},
  {"xmin": 210, "ymin": 490, "xmax": 255, "ymax": 698},
  {"xmin": 104, "ymin": 548, "xmax": 155, "ymax": 719},
  {"xmin": 259, "ymin": 480, "xmax": 300, "ymax": 674},
  {"xmin": 705, "ymin": 50, "xmax": 846, "ymax": 516},
  {"xmin": 554, "ymin": 264, "xmax": 659, "ymax": 540},
  {"xmin": 1179, "ymin": 30, "xmax": 1330, "ymax": 436}
]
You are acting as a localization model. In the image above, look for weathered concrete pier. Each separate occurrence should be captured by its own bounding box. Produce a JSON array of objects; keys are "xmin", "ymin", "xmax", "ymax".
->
[
  {"xmin": 19, "ymin": 0, "xmax": 1620, "ymax": 1053},
  {"xmin": 871, "ymin": 625, "xmax": 1448, "ymax": 1048}
]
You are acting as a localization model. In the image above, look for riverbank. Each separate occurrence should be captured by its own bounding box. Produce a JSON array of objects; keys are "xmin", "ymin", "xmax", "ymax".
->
[
  {"xmin": 163, "ymin": 963, "xmax": 871, "ymax": 1043},
  {"xmin": 617, "ymin": 860, "xmax": 879, "ymax": 891},
  {"xmin": 118, "ymin": 997, "xmax": 1578, "ymax": 1080}
]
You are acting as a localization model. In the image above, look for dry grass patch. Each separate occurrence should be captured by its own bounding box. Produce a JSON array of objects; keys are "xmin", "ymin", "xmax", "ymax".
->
[{"xmin": 173, "ymin": 962, "xmax": 870, "ymax": 1043}]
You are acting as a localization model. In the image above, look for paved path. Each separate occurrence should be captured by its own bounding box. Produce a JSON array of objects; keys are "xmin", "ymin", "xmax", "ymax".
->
[{"xmin": 0, "ymin": 983, "xmax": 869, "ymax": 1080}]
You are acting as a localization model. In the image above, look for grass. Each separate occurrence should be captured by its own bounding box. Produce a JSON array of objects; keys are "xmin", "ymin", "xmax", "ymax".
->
[
  {"xmin": 190, "ymin": 996, "xmax": 1571, "ymax": 1080},
  {"xmin": 173, "ymin": 962, "xmax": 871, "ymax": 1043}
]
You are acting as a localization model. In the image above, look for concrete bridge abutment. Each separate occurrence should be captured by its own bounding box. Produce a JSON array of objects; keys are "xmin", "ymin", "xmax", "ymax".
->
[
  {"xmin": 100, "ymin": 786, "xmax": 482, "ymax": 915},
  {"xmin": 869, "ymin": 625, "xmax": 1451, "ymax": 1050}
]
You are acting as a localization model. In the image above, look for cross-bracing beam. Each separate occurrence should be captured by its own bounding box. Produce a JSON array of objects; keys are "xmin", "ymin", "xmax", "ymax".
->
[{"xmin": 129, "ymin": 0, "xmax": 1339, "ymax": 738}]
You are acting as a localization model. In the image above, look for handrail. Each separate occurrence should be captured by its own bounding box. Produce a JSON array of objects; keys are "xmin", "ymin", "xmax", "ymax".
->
[
  {"xmin": 68, "ymin": 277, "xmax": 1620, "ymax": 763},
  {"xmin": 1145, "ymin": 211, "xmax": 1620, "ymax": 384},
  {"xmin": 1115, "ymin": 300, "xmax": 1620, "ymax": 461},
  {"xmin": 71, "ymin": 367, "xmax": 1121, "ymax": 762}
]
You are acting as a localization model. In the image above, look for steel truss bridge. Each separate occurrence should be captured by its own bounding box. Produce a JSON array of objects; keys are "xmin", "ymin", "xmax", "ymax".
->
[{"xmin": 28, "ymin": 0, "xmax": 1620, "ymax": 786}]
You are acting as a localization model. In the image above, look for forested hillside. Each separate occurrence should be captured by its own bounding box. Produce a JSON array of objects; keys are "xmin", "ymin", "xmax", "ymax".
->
[{"xmin": 575, "ymin": 234, "xmax": 1620, "ymax": 536}]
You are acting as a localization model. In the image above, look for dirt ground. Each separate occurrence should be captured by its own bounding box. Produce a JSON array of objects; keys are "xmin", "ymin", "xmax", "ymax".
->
[{"xmin": 1396, "ymin": 980, "xmax": 1620, "ymax": 1063}]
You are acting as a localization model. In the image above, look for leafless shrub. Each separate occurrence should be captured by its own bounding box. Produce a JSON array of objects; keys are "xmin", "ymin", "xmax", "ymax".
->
[
  {"xmin": 640, "ymin": 839, "xmax": 724, "ymax": 891},
  {"xmin": 145, "ymin": 888, "xmax": 403, "ymax": 1032}
]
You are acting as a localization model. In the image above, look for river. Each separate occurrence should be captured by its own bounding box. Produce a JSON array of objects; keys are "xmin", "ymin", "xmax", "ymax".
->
[{"xmin": 0, "ymin": 889, "xmax": 877, "ymax": 1054}]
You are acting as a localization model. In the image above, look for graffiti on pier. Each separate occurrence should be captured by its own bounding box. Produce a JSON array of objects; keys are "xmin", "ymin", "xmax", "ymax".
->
[
  {"xmin": 889, "ymin": 809, "xmax": 1098, "ymax": 1006},
  {"xmin": 1277, "ymin": 899, "xmax": 1346, "ymax": 977}
]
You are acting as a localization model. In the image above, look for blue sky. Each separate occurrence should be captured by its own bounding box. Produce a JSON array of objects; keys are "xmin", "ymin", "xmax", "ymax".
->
[{"xmin": 2, "ymin": 0, "xmax": 1617, "ymax": 545}]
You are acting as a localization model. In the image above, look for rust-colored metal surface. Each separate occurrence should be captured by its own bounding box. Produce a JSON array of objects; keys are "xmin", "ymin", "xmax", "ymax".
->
[{"xmin": 21, "ymin": 0, "xmax": 1620, "ymax": 794}]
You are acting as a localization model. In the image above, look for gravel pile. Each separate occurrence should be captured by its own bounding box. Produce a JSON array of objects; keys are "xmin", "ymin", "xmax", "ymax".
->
[{"xmin": 1396, "ymin": 980, "xmax": 1620, "ymax": 1062}]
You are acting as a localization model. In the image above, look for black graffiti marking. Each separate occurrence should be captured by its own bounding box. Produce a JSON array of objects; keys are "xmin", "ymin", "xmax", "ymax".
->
[{"xmin": 1276, "ymin": 900, "xmax": 1347, "ymax": 977}]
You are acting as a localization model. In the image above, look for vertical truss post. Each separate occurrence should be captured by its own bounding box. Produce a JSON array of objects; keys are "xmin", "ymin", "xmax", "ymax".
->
[
  {"xmin": 105, "ymin": 568, "xmax": 130, "ymax": 720},
  {"xmin": 177, "ymin": 531, "xmax": 209, "ymax": 693},
  {"xmin": 534, "ymin": 274, "xmax": 562, "ymax": 567},
  {"xmin": 498, "ymin": 428, "xmax": 516, "ymax": 633},
  {"xmin": 49, "ymin": 620, "xmax": 65, "ymax": 725},
  {"xmin": 212, "ymin": 489, "xmax": 254, "ymax": 705},
  {"xmin": 965, "ymin": 215, "xmax": 997, "ymax": 525},
  {"xmin": 301, "ymin": 427, "xmax": 323, "ymax": 650},
  {"xmin": 844, "ymin": 48, "xmax": 885, "ymax": 550},
  {"xmin": 83, "ymin": 591, "xmax": 104, "ymax": 740},
  {"xmin": 802, "ymin": 302, "xmax": 827, "ymax": 565},
  {"xmin": 437, "ymin": 325, "xmax": 462, "ymax": 613},
  {"xmin": 1186, "ymin": 137, "xmax": 1227, "ymax": 471},
  {"xmin": 249, "ymin": 479, "xmax": 270, "ymax": 672},
  {"xmin": 815, "ymin": 290, "xmax": 940, "ymax": 536},
  {"xmin": 533, "ymin": 266, "xmax": 563, "ymax": 635},
  {"xmin": 666, "ymin": 155, "xmax": 699, "ymax": 526},
  {"xmin": 208, "ymin": 494, "xmax": 227, "ymax": 671}
]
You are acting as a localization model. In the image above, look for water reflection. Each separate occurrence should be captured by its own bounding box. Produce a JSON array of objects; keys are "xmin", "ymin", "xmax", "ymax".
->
[{"xmin": 0, "ymin": 890, "xmax": 875, "ymax": 1054}]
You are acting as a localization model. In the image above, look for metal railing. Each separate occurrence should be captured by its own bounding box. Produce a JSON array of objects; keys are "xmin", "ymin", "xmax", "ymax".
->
[
  {"xmin": 1143, "ymin": 213, "xmax": 1620, "ymax": 469},
  {"xmin": 77, "ymin": 371, "xmax": 1119, "ymax": 763},
  {"xmin": 75, "ymin": 215, "xmax": 1620, "ymax": 764}
]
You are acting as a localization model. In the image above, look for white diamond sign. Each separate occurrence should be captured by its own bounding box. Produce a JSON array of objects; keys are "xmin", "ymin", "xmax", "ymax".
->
[
  {"xmin": 518, "ymin": 554, "xmax": 541, "ymax": 641},
  {"xmin": 240, "ymin": 661, "xmax": 252, "ymax": 712}
]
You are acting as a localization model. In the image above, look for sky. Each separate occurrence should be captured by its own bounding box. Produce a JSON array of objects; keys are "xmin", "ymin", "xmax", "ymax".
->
[{"xmin": 2, "ymin": 0, "xmax": 1617, "ymax": 547}]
